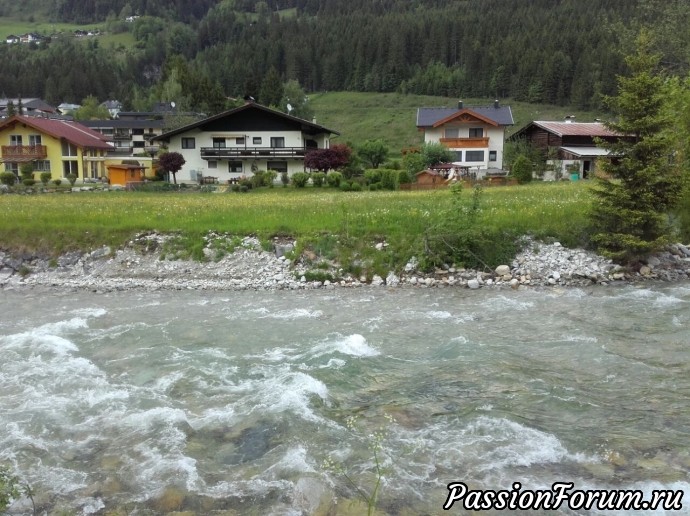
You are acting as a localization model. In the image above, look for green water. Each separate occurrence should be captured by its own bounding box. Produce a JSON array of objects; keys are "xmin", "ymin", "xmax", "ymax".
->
[{"xmin": 1, "ymin": 284, "xmax": 689, "ymax": 514}]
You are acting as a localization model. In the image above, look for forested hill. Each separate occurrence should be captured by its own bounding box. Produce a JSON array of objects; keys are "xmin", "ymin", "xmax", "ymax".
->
[{"xmin": 0, "ymin": 0, "xmax": 687, "ymax": 112}]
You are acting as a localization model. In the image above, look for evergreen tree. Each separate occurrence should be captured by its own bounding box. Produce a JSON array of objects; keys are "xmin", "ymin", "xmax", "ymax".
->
[
  {"xmin": 590, "ymin": 32, "xmax": 686, "ymax": 263},
  {"xmin": 259, "ymin": 67, "xmax": 284, "ymax": 107}
]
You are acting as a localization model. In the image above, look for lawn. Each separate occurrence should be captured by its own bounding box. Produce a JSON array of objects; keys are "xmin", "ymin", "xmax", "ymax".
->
[{"xmin": 0, "ymin": 182, "xmax": 592, "ymax": 272}]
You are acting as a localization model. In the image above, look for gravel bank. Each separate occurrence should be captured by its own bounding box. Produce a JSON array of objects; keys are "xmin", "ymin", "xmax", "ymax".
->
[{"xmin": 2, "ymin": 233, "xmax": 689, "ymax": 292}]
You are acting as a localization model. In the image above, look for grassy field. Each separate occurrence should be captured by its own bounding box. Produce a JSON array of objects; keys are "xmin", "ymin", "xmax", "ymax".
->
[
  {"xmin": 310, "ymin": 92, "xmax": 603, "ymax": 155},
  {"xmin": 0, "ymin": 182, "xmax": 593, "ymax": 272}
]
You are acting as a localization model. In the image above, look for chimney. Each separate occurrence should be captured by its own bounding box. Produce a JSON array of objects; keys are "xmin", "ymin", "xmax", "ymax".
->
[
  {"xmin": 458, "ymin": 100, "xmax": 463, "ymax": 110},
  {"xmin": 564, "ymin": 115, "xmax": 575, "ymax": 124},
  {"xmin": 494, "ymin": 99, "xmax": 499, "ymax": 108}
]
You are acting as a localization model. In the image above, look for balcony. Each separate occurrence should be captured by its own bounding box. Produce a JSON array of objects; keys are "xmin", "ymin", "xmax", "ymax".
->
[
  {"xmin": 440, "ymin": 137, "xmax": 489, "ymax": 149},
  {"xmin": 200, "ymin": 147, "xmax": 308, "ymax": 159},
  {"xmin": 1, "ymin": 145, "xmax": 48, "ymax": 160}
]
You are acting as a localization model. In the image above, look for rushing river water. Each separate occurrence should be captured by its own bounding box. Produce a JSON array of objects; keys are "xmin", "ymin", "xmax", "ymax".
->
[{"xmin": 1, "ymin": 283, "xmax": 689, "ymax": 515}]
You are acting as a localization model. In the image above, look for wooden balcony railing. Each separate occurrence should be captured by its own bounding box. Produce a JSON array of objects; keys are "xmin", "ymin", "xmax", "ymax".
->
[
  {"xmin": 1, "ymin": 145, "xmax": 48, "ymax": 160},
  {"xmin": 200, "ymin": 146, "xmax": 308, "ymax": 159},
  {"xmin": 439, "ymin": 137, "xmax": 489, "ymax": 149}
]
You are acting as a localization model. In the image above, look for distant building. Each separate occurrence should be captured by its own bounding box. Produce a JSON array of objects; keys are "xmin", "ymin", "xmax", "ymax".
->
[
  {"xmin": 6, "ymin": 35, "xmax": 19, "ymax": 44},
  {"xmin": 101, "ymin": 100, "xmax": 123, "ymax": 119},
  {"xmin": 0, "ymin": 98, "xmax": 58, "ymax": 118}
]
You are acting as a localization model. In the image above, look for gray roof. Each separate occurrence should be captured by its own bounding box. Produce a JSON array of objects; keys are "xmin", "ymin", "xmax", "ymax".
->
[
  {"xmin": 81, "ymin": 119, "xmax": 165, "ymax": 129},
  {"xmin": 417, "ymin": 105, "xmax": 514, "ymax": 127}
]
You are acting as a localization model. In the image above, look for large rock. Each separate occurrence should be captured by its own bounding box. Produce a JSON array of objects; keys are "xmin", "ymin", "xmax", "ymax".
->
[
  {"xmin": 495, "ymin": 264, "xmax": 511, "ymax": 276},
  {"xmin": 467, "ymin": 279, "xmax": 480, "ymax": 289}
]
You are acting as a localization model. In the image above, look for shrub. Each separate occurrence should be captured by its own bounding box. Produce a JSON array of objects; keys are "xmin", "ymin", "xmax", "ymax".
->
[
  {"xmin": 52, "ymin": 178, "xmax": 63, "ymax": 186},
  {"xmin": 238, "ymin": 177, "xmax": 253, "ymax": 190},
  {"xmin": 281, "ymin": 172, "xmax": 290, "ymax": 187},
  {"xmin": 19, "ymin": 163, "xmax": 34, "ymax": 180},
  {"xmin": 40, "ymin": 172, "xmax": 52, "ymax": 185},
  {"xmin": 379, "ymin": 169, "xmax": 399, "ymax": 190},
  {"xmin": 22, "ymin": 178, "xmax": 36, "ymax": 187},
  {"xmin": 364, "ymin": 169, "xmax": 381, "ymax": 185},
  {"xmin": 231, "ymin": 184, "xmax": 240, "ymax": 192},
  {"xmin": 0, "ymin": 172, "xmax": 16, "ymax": 186},
  {"xmin": 350, "ymin": 181, "xmax": 363, "ymax": 191},
  {"xmin": 397, "ymin": 169, "xmax": 412, "ymax": 185},
  {"xmin": 511, "ymin": 155, "xmax": 533, "ymax": 184},
  {"xmin": 311, "ymin": 172, "xmax": 326, "ymax": 187},
  {"xmin": 66, "ymin": 174, "xmax": 78, "ymax": 186},
  {"xmin": 291, "ymin": 172, "xmax": 309, "ymax": 188},
  {"xmin": 250, "ymin": 171, "xmax": 265, "ymax": 189},
  {"xmin": 339, "ymin": 181, "xmax": 352, "ymax": 192},
  {"xmin": 326, "ymin": 171, "xmax": 343, "ymax": 187},
  {"xmin": 264, "ymin": 170, "xmax": 278, "ymax": 187}
]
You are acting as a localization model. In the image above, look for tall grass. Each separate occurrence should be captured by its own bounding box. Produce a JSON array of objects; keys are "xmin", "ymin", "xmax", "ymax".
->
[{"xmin": 0, "ymin": 183, "xmax": 592, "ymax": 269}]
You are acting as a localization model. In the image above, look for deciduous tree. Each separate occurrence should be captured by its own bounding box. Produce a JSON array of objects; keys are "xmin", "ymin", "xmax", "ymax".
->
[{"xmin": 158, "ymin": 151, "xmax": 186, "ymax": 184}]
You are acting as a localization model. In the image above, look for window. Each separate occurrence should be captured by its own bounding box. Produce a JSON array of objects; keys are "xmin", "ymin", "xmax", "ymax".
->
[
  {"xmin": 61, "ymin": 141, "xmax": 78, "ymax": 156},
  {"xmin": 34, "ymin": 160, "xmax": 51, "ymax": 172},
  {"xmin": 182, "ymin": 137, "xmax": 195, "ymax": 149},
  {"xmin": 489, "ymin": 150, "xmax": 497, "ymax": 162},
  {"xmin": 469, "ymin": 128, "xmax": 484, "ymax": 138},
  {"xmin": 212, "ymin": 138, "xmax": 226, "ymax": 149},
  {"xmin": 63, "ymin": 160, "xmax": 79, "ymax": 176},
  {"xmin": 465, "ymin": 150, "xmax": 485, "ymax": 162},
  {"xmin": 29, "ymin": 134, "xmax": 42, "ymax": 146},
  {"xmin": 445, "ymin": 128, "xmax": 459, "ymax": 138},
  {"xmin": 4, "ymin": 162, "xmax": 18, "ymax": 173},
  {"xmin": 266, "ymin": 161, "xmax": 287, "ymax": 173},
  {"xmin": 9, "ymin": 135, "xmax": 22, "ymax": 146},
  {"xmin": 89, "ymin": 161, "xmax": 99, "ymax": 178},
  {"xmin": 235, "ymin": 137, "xmax": 245, "ymax": 145},
  {"xmin": 133, "ymin": 141, "xmax": 145, "ymax": 148},
  {"xmin": 453, "ymin": 151, "xmax": 463, "ymax": 161},
  {"xmin": 132, "ymin": 128, "xmax": 144, "ymax": 135},
  {"xmin": 270, "ymin": 137, "xmax": 285, "ymax": 148},
  {"xmin": 207, "ymin": 160, "xmax": 217, "ymax": 169},
  {"xmin": 253, "ymin": 137, "xmax": 262, "ymax": 145},
  {"xmin": 228, "ymin": 161, "xmax": 243, "ymax": 173}
]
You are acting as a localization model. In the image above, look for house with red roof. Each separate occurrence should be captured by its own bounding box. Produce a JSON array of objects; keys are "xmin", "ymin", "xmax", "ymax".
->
[
  {"xmin": 508, "ymin": 120, "xmax": 627, "ymax": 180},
  {"xmin": 0, "ymin": 115, "xmax": 113, "ymax": 181}
]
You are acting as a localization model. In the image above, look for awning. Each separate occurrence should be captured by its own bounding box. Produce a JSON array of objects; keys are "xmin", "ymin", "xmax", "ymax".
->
[{"xmin": 560, "ymin": 146, "xmax": 611, "ymax": 158}]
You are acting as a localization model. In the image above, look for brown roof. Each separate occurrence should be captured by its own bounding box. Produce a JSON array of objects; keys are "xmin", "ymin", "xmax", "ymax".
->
[
  {"xmin": 0, "ymin": 115, "xmax": 113, "ymax": 150},
  {"xmin": 529, "ymin": 121, "xmax": 620, "ymax": 138}
]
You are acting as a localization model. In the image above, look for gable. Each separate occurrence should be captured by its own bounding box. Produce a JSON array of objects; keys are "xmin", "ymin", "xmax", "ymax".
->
[
  {"xmin": 201, "ymin": 107, "xmax": 303, "ymax": 133},
  {"xmin": 432, "ymin": 109, "xmax": 499, "ymax": 128}
]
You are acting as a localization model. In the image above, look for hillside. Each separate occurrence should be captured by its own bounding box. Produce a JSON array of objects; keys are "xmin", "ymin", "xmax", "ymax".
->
[
  {"xmin": 0, "ymin": 0, "xmax": 687, "ymax": 116},
  {"xmin": 308, "ymin": 92, "xmax": 601, "ymax": 154}
]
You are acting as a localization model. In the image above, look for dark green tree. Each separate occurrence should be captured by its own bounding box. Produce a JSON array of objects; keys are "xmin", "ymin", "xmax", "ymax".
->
[
  {"xmin": 259, "ymin": 67, "xmax": 284, "ymax": 107},
  {"xmin": 590, "ymin": 32, "xmax": 687, "ymax": 263}
]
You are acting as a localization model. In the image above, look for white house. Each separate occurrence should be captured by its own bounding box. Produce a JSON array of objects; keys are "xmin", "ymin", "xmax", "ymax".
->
[
  {"xmin": 416, "ymin": 101, "xmax": 514, "ymax": 177},
  {"xmin": 152, "ymin": 102, "xmax": 339, "ymax": 183}
]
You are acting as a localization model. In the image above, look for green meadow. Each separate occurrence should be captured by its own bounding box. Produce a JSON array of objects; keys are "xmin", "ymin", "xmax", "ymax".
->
[{"xmin": 0, "ymin": 182, "xmax": 593, "ymax": 272}]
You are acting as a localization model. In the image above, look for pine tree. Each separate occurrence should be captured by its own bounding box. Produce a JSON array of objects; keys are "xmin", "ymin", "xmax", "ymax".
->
[{"xmin": 590, "ymin": 31, "xmax": 686, "ymax": 264}]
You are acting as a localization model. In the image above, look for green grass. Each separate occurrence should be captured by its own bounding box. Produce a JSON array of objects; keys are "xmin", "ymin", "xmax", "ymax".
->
[
  {"xmin": 310, "ymin": 92, "xmax": 603, "ymax": 156},
  {"xmin": 0, "ymin": 182, "xmax": 593, "ymax": 271},
  {"xmin": 0, "ymin": 18, "xmax": 106, "ymax": 39}
]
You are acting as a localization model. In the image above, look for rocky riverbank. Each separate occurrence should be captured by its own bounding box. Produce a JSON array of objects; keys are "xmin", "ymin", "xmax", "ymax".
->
[{"xmin": 1, "ymin": 232, "xmax": 689, "ymax": 292}]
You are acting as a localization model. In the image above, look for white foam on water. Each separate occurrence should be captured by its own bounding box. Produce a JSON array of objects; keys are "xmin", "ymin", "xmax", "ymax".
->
[
  {"xmin": 79, "ymin": 497, "xmax": 105, "ymax": 515},
  {"xmin": 246, "ymin": 346, "xmax": 299, "ymax": 362},
  {"xmin": 309, "ymin": 334, "xmax": 380, "ymax": 358},
  {"xmin": 230, "ymin": 366, "xmax": 329, "ymax": 423},
  {"xmin": 120, "ymin": 407, "xmax": 191, "ymax": 433},
  {"xmin": 204, "ymin": 478, "xmax": 293, "ymax": 499},
  {"xmin": 129, "ymin": 442, "xmax": 202, "ymax": 498},
  {"xmin": 262, "ymin": 445, "xmax": 316, "ymax": 478},
  {"xmin": 426, "ymin": 310, "xmax": 453, "ymax": 319},
  {"xmin": 191, "ymin": 405, "xmax": 237, "ymax": 428},
  {"xmin": 561, "ymin": 334, "xmax": 599, "ymax": 343},
  {"xmin": 480, "ymin": 295, "xmax": 535, "ymax": 312},
  {"xmin": 450, "ymin": 336, "xmax": 469, "ymax": 343},
  {"xmin": 393, "ymin": 416, "xmax": 592, "ymax": 480},
  {"xmin": 261, "ymin": 308, "xmax": 324, "ymax": 320}
]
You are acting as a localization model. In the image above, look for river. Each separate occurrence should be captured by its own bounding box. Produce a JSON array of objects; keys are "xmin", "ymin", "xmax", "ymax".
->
[{"xmin": 1, "ymin": 283, "xmax": 689, "ymax": 515}]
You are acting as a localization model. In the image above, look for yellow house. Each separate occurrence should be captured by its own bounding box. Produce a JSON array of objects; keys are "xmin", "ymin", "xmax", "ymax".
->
[{"xmin": 0, "ymin": 115, "xmax": 113, "ymax": 181}]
